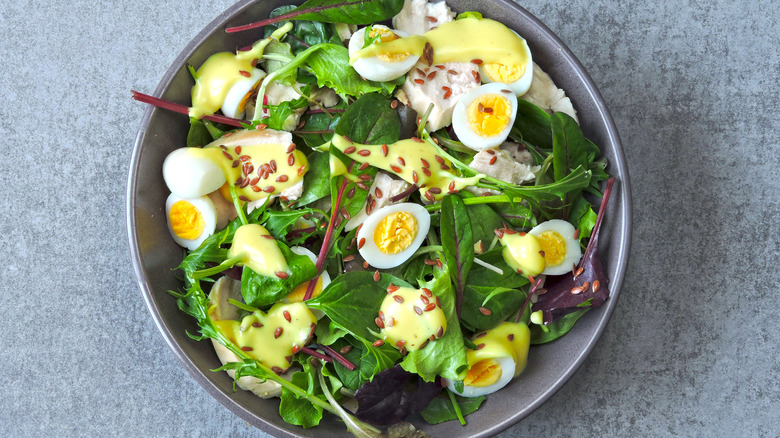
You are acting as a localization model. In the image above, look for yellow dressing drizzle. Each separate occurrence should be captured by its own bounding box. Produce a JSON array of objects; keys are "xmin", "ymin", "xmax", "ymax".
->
[
  {"xmin": 379, "ymin": 286, "xmax": 446, "ymax": 351},
  {"xmin": 468, "ymin": 322, "xmax": 530, "ymax": 378},
  {"xmin": 213, "ymin": 302, "xmax": 316, "ymax": 371},
  {"xmin": 350, "ymin": 18, "xmax": 529, "ymax": 68},
  {"xmin": 227, "ymin": 224, "xmax": 289, "ymax": 277},
  {"xmin": 499, "ymin": 232, "xmax": 545, "ymax": 277},
  {"xmin": 331, "ymin": 134, "xmax": 482, "ymax": 201}
]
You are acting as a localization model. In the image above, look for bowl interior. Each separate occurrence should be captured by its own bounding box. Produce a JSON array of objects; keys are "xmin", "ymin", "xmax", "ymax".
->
[{"xmin": 127, "ymin": 1, "xmax": 631, "ymax": 436}]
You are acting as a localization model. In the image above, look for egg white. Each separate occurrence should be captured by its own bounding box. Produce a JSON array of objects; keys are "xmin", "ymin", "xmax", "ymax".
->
[
  {"xmin": 479, "ymin": 32, "xmax": 534, "ymax": 96},
  {"xmin": 357, "ymin": 203, "xmax": 430, "ymax": 269},
  {"xmin": 529, "ymin": 219, "xmax": 582, "ymax": 276},
  {"xmin": 349, "ymin": 26, "xmax": 419, "ymax": 82},
  {"xmin": 452, "ymin": 82, "xmax": 518, "ymax": 151},
  {"xmin": 222, "ymin": 68, "xmax": 266, "ymax": 119},
  {"xmin": 446, "ymin": 356, "xmax": 516, "ymax": 397},
  {"xmin": 165, "ymin": 194, "xmax": 218, "ymax": 250},
  {"xmin": 163, "ymin": 147, "xmax": 225, "ymax": 199}
]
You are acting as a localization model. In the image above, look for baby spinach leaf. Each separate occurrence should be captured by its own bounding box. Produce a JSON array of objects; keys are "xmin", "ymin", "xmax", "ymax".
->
[
  {"xmin": 530, "ymin": 308, "xmax": 588, "ymax": 344},
  {"xmin": 461, "ymin": 285, "xmax": 526, "ymax": 331},
  {"xmin": 457, "ymin": 192, "xmax": 504, "ymax": 245},
  {"xmin": 240, "ymin": 243, "xmax": 317, "ymax": 307},
  {"xmin": 335, "ymin": 92, "xmax": 401, "ymax": 145},
  {"xmin": 232, "ymin": 0, "xmax": 404, "ymax": 30},
  {"xmin": 401, "ymin": 262, "xmax": 468, "ymax": 382},
  {"xmin": 314, "ymin": 318, "xmax": 348, "ymax": 346},
  {"xmin": 328, "ymin": 338, "xmax": 367, "ymax": 390},
  {"xmin": 354, "ymin": 365, "xmax": 441, "ymax": 427},
  {"xmin": 440, "ymin": 195, "xmax": 474, "ymax": 317},
  {"xmin": 297, "ymin": 151, "xmax": 332, "ymax": 205},
  {"xmin": 421, "ymin": 393, "xmax": 486, "ymax": 424},
  {"xmin": 186, "ymin": 119, "xmax": 213, "ymax": 147},
  {"xmin": 512, "ymin": 99, "xmax": 553, "ymax": 149},
  {"xmin": 467, "ymin": 248, "xmax": 529, "ymax": 290}
]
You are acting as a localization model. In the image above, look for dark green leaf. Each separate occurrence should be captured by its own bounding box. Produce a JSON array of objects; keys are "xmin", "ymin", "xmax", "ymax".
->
[
  {"xmin": 461, "ymin": 285, "xmax": 526, "ymax": 331},
  {"xmin": 264, "ymin": 5, "xmax": 343, "ymax": 55},
  {"xmin": 287, "ymin": 0, "xmax": 404, "ymax": 25},
  {"xmin": 240, "ymin": 243, "xmax": 317, "ymax": 307},
  {"xmin": 513, "ymin": 99, "xmax": 553, "ymax": 149},
  {"xmin": 421, "ymin": 394, "xmax": 485, "ymax": 424},
  {"xmin": 551, "ymin": 112, "xmax": 588, "ymax": 182},
  {"xmin": 335, "ymin": 92, "xmax": 401, "ymax": 145},
  {"xmin": 186, "ymin": 119, "xmax": 213, "ymax": 148},
  {"xmin": 530, "ymin": 308, "xmax": 589, "ymax": 344},
  {"xmin": 297, "ymin": 151, "xmax": 332, "ymax": 205},
  {"xmin": 440, "ymin": 195, "xmax": 474, "ymax": 317}
]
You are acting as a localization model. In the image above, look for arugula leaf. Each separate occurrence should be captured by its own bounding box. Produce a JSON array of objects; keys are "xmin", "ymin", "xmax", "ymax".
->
[
  {"xmin": 264, "ymin": 5, "xmax": 343, "ymax": 55},
  {"xmin": 400, "ymin": 261, "xmax": 468, "ymax": 382},
  {"xmin": 280, "ymin": 368, "xmax": 324, "ymax": 428},
  {"xmin": 530, "ymin": 308, "xmax": 588, "ymax": 344},
  {"xmin": 439, "ymin": 195, "xmax": 474, "ymax": 317},
  {"xmin": 420, "ymin": 394, "xmax": 486, "ymax": 424},
  {"xmin": 305, "ymin": 44, "xmax": 395, "ymax": 96},
  {"xmin": 228, "ymin": 0, "xmax": 404, "ymax": 32},
  {"xmin": 335, "ymin": 92, "xmax": 401, "ymax": 145},
  {"xmin": 240, "ymin": 243, "xmax": 317, "ymax": 307}
]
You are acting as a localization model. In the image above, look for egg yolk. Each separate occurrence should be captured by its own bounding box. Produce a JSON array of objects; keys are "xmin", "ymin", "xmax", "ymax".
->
[
  {"xmin": 464, "ymin": 359, "xmax": 502, "ymax": 387},
  {"xmin": 286, "ymin": 276, "xmax": 324, "ymax": 302},
  {"xmin": 467, "ymin": 94, "xmax": 512, "ymax": 137},
  {"xmin": 537, "ymin": 230, "xmax": 566, "ymax": 267},
  {"xmin": 374, "ymin": 211, "xmax": 418, "ymax": 254},
  {"xmin": 482, "ymin": 62, "xmax": 525, "ymax": 83},
  {"xmin": 369, "ymin": 29, "xmax": 410, "ymax": 63},
  {"xmin": 169, "ymin": 200, "xmax": 205, "ymax": 239}
]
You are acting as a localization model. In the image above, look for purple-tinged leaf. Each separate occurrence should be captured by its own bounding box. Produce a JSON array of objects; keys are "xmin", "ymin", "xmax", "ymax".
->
[
  {"xmin": 532, "ymin": 178, "xmax": 615, "ymax": 324},
  {"xmin": 354, "ymin": 365, "xmax": 441, "ymax": 426}
]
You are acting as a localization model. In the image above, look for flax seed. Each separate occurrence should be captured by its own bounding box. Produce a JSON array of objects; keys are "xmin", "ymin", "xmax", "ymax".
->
[
  {"xmin": 571, "ymin": 286, "xmax": 584, "ymax": 295},
  {"xmin": 479, "ymin": 307, "xmax": 492, "ymax": 316},
  {"xmin": 274, "ymin": 327, "xmax": 283, "ymax": 338},
  {"xmin": 263, "ymin": 185, "xmax": 275, "ymax": 193},
  {"xmin": 344, "ymin": 146, "xmax": 356, "ymax": 154},
  {"xmin": 390, "ymin": 99, "xmax": 399, "ymax": 109},
  {"xmin": 286, "ymin": 143, "xmax": 296, "ymax": 153},
  {"xmin": 448, "ymin": 69, "xmax": 458, "ymax": 75},
  {"xmin": 291, "ymin": 345, "xmax": 301, "ymax": 354},
  {"xmin": 414, "ymin": 306, "xmax": 423, "ymax": 315},
  {"xmin": 448, "ymin": 181, "xmax": 456, "ymax": 193},
  {"xmin": 593, "ymin": 280, "xmax": 601, "ymax": 292},
  {"xmin": 240, "ymin": 346, "xmax": 253, "ymax": 351},
  {"xmin": 424, "ymin": 303, "xmax": 436, "ymax": 312},
  {"xmin": 424, "ymin": 259, "xmax": 437, "ymax": 266},
  {"xmin": 252, "ymin": 321, "xmax": 263, "ymax": 328},
  {"xmin": 373, "ymin": 270, "xmax": 381, "ymax": 282},
  {"xmin": 373, "ymin": 340, "xmax": 384, "ymax": 347},
  {"xmin": 427, "ymin": 71, "xmax": 437, "ymax": 80},
  {"xmin": 287, "ymin": 154, "xmax": 295, "ymax": 166},
  {"xmin": 426, "ymin": 15, "xmax": 437, "ymax": 22},
  {"xmin": 422, "ymin": 168, "xmax": 431, "ymax": 177},
  {"xmin": 437, "ymin": 326, "xmax": 444, "ymax": 338},
  {"xmin": 412, "ymin": 171, "xmax": 419, "ymax": 184},
  {"xmin": 239, "ymin": 195, "xmax": 250, "ymax": 202},
  {"xmin": 282, "ymin": 310, "xmax": 291, "ymax": 323},
  {"xmin": 471, "ymin": 58, "xmax": 483, "ymax": 65},
  {"xmin": 475, "ymin": 343, "xmax": 485, "ymax": 350},
  {"xmin": 414, "ymin": 78, "xmax": 425, "ymax": 84},
  {"xmin": 358, "ymin": 238, "xmax": 366, "ymax": 249},
  {"xmin": 358, "ymin": 149, "xmax": 370, "ymax": 156},
  {"xmin": 340, "ymin": 345, "xmax": 352, "ymax": 354},
  {"xmin": 375, "ymin": 317, "xmax": 385, "ymax": 328},
  {"xmin": 424, "ymin": 190, "xmax": 435, "ymax": 201},
  {"xmin": 390, "ymin": 165, "xmax": 402, "ymax": 173},
  {"xmin": 387, "ymin": 284, "xmax": 400, "ymax": 293},
  {"xmin": 412, "ymin": 137, "xmax": 423, "ymax": 143},
  {"xmin": 359, "ymin": 174, "xmax": 372, "ymax": 181},
  {"xmin": 375, "ymin": 187, "xmax": 383, "ymax": 199},
  {"xmin": 394, "ymin": 295, "xmax": 404, "ymax": 303},
  {"xmin": 275, "ymin": 271, "xmax": 288, "ymax": 279},
  {"xmin": 356, "ymin": 182, "xmax": 369, "ymax": 190},
  {"xmin": 472, "ymin": 70, "xmax": 481, "ymax": 82},
  {"xmin": 269, "ymin": 160, "xmax": 277, "ymax": 173},
  {"xmin": 222, "ymin": 150, "xmax": 233, "ymax": 160},
  {"xmin": 420, "ymin": 295, "xmax": 429, "ymax": 305}
]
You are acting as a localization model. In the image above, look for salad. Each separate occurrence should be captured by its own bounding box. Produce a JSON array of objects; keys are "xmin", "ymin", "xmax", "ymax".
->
[{"xmin": 133, "ymin": 0, "xmax": 616, "ymax": 435}]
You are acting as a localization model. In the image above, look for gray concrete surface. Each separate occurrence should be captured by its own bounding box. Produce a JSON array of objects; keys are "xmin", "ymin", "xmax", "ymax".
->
[{"xmin": 1, "ymin": 0, "xmax": 778, "ymax": 436}]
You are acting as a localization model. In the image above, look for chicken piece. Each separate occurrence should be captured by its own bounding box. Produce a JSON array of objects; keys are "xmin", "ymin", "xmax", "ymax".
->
[
  {"xmin": 469, "ymin": 147, "xmax": 539, "ymax": 186},
  {"xmin": 345, "ymin": 172, "xmax": 411, "ymax": 231},
  {"xmin": 208, "ymin": 276, "xmax": 291, "ymax": 399},
  {"xmin": 392, "ymin": 0, "xmax": 455, "ymax": 35},
  {"xmin": 521, "ymin": 63, "xmax": 579, "ymax": 123},
  {"xmin": 397, "ymin": 62, "xmax": 480, "ymax": 132}
]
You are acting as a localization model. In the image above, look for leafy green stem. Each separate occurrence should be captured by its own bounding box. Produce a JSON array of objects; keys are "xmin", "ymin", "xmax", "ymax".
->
[
  {"xmin": 190, "ymin": 255, "xmax": 243, "ymax": 279},
  {"xmin": 447, "ymin": 388, "xmax": 467, "ymax": 426},
  {"xmin": 228, "ymin": 185, "xmax": 249, "ymax": 226}
]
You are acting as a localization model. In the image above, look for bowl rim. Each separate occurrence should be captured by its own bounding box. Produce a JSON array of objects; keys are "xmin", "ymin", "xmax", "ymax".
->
[{"xmin": 127, "ymin": 0, "xmax": 632, "ymax": 436}]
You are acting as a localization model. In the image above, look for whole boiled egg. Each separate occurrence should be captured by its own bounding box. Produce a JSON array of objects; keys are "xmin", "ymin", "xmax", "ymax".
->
[
  {"xmin": 348, "ymin": 25, "xmax": 420, "ymax": 82},
  {"xmin": 165, "ymin": 194, "xmax": 217, "ymax": 250},
  {"xmin": 357, "ymin": 203, "xmax": 430, "ymax": 269},
  {"xmin": 163, "ymin": 147, "xmax": 225, "ymax": 199},
  {"xmin": 479, "ymin": 32, "xmax": 534, "ymax": 96},
  {"xmin": 452, "ymin": 83, "xmax": 518, "ymax": 151},
  {"xmin": 528, "ymin": 219, "xmax": 582, "ymax": 276},
  {"xmin": 221, "ymin": 67, "xmax": 266, "ymax": 119}
]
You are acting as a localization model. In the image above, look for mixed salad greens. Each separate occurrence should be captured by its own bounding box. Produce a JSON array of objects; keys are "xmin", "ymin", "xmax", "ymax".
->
[{"xmin": 134, "ymin": 0, "xmax": 616, "ymax": 435}]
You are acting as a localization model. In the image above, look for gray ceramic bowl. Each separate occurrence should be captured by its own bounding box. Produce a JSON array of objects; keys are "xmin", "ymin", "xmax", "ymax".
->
[{"xmin": 127, "ymin": 0, "xmax": 632, "ymax": 436}]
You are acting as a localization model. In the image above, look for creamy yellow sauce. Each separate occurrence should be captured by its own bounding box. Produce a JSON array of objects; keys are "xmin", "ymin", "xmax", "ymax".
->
[
  {"xmin": 227, "ymin": 224, "xmax": 289, "ymax": 278},
  {"xmin": 468, "ymin": 322, "xmax": 530, "ymax": 378},
  {"xmin": 379, "ymin": 286, "xmax": 447, "ymax": 351},
  {"xmin": 499, "ymin": 232, "xmax": 545, "ymax": 277},
  {"xmin": 186, "ymin": 136, "xmax": 308, "ymax": 202},
  {"xmin": 213, "ymin": 302, "xmax": 316, "ymax": 371},
  {"xmin": 350, "ymin": 18, "xmax": 529, "ymax": 68},
  {"xmin": 189, "ymin": 37, "xmax": 273, "ymax": 119},
  {"xmin": 331, "ymin": 134, "xmax": 482, "ymax": 201}
]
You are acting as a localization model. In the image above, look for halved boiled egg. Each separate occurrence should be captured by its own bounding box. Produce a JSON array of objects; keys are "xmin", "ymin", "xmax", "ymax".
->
[
  {"xmin": 163, "ymin": 147, "xmax": 225, "ymax": 199},
  {"xmin": 221, "ymin": 67, "xmax": 266, "ymax": 119},
  {"xmin": 452, "ymin": 83, "xmax": 518, "ymax": 151},
  {"xmin": 348, "ymin": 25, "xmax": 420, "ymax": 82},
  {"xmin": 528, "ymin": 219, "xmax": 582, "ymax": 276},
  {"xmin": 165, "ymin": 194, "xmax": 217, "ymax": 250},
  {"xmin": 284, "ymin": 247, "xmax": 331, "ymax": 303},
  {"xmin": 479, "ymin": 33, "xmax": 533, "ymax": 96},
  {"xmin": 357, "ymin": 203, "xmax": 430, "ymax": 269},
  {"xmin": 446, "ymin": 322, "xmax": 530, "ymax": 397}
]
